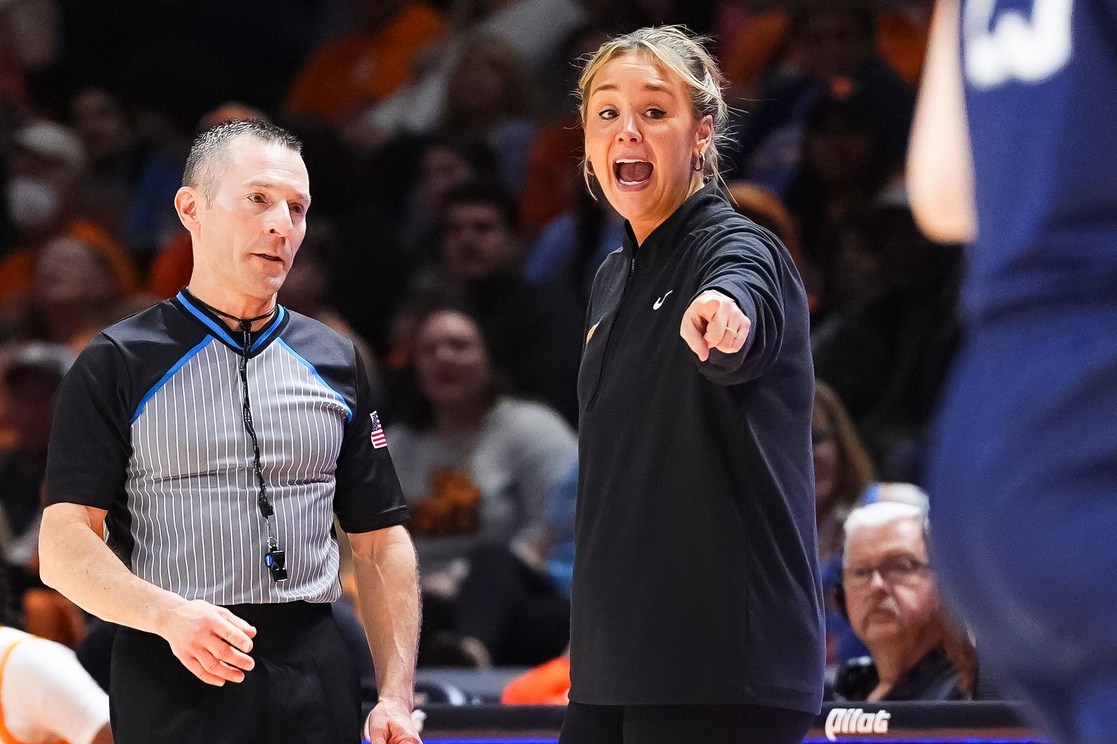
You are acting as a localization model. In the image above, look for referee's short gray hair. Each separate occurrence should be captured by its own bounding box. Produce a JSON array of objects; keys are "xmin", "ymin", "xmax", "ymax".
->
[{"xmin": 183, "ymin": 119, "xmax": 302, "ymax": 205}]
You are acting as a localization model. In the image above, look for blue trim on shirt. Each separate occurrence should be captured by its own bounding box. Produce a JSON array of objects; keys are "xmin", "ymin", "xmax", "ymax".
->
[
  {"xmin": 277, "ymin": 338, "xmax": 353, "ymax": 422},
  {"xmin": 176, "ymin": 291, "xmax": 240, "ymax": 348},
  {"xmin": 252, "ymin": 306, "xmax": 286, "ymax": 351},
  {"xmin": 132, "ymin": 336, "xmax": 214, "ymax": 423}
]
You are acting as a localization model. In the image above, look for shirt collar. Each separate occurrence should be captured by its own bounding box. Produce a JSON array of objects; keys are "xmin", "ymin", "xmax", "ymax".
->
[
  {"xmin": 174, "ymin": 291, "xmax": 288, "ymax": 355},
  {"xmin": 622, "ymin": 181, "xmax": 725, "ymax": 271}
]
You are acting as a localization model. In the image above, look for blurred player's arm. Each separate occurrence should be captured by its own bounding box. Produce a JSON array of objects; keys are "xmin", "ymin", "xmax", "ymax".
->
[
  {"xmin": 907, "ymin": 0, "xmax": 977, "ymax": 243},
  {"xmin": 9, "ymin": 634, "xmax": 113, "ymax": 744},
  {"xmin": 39, "ymin": 503, "xmax": 256, "ymax": 686}
]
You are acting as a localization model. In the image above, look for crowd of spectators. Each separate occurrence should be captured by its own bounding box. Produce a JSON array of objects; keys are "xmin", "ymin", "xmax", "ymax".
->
[{"xmin": 0, "ymin": 0, "xmax": 989, "ymax": 724}]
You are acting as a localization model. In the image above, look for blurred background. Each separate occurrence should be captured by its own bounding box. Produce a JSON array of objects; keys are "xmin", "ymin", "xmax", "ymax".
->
[{"xmin": 0, "ymin": 0, "xmax": 975, "ymax": 708}]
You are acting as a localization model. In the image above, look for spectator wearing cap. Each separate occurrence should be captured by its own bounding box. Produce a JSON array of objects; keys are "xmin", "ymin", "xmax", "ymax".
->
[
  {"xmin": 0, "ymin": 121, "xmax": 138, "ymax": 323},
  {"xmin": 832, "ymin": 501, "xmax": 975, "ymax": 702}
]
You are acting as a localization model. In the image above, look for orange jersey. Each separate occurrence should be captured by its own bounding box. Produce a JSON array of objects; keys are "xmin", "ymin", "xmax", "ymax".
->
[{"xmin": 286, "ymin": 3, "xmax": 448, "ymax": 122}]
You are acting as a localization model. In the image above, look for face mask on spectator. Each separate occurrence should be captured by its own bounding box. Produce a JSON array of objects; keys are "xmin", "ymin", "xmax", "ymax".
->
[{"xmin": 7, "ymin": 176, "xmax": 60, "ymax": 230}]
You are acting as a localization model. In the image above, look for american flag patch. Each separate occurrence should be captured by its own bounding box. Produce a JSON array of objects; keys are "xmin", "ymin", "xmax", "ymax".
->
[{"xmin": 370, "ymin": 411, "xmax": 388, "ymax": 449}]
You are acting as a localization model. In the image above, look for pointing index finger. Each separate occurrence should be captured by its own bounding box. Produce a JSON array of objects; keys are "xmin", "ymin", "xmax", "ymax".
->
[
  {"xmin": 699, "ymin": 297, "xmax": 722, "ymax": 319},
  {"xmin": 703, "ymin": 301, "xmax": 729, "ymax": 347},
  {"xmin": 680, "ymin": 300, "xmax": 711, "ymax": 360}
]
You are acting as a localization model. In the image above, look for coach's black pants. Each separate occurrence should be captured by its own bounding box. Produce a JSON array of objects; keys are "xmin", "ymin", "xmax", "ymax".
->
[
  {"xmin": 559, "ymin": 701, "xmax": 814, "ymax": 744},
  {"xmin": 110, "ymin": 601, "xmax": 360, "ymax": 744}
]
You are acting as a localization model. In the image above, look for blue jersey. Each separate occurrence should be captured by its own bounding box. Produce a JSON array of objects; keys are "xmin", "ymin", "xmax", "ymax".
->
[{"xmin": 961, "ymin": 0, "xmax": 1117, "ymax": 321}]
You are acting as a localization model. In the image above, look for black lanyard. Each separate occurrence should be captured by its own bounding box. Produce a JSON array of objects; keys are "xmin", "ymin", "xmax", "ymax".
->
[{"xmin": 184, "ymin": 289, "xmax": 287, "ymax": 582}]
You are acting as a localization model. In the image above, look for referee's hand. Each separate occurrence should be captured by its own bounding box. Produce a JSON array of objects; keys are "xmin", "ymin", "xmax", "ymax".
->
[
  {"xmin": 363, "ymin": 697, "xmax": 422, "ymax": 744},
  {"xmin": 158, "ymin": 599, "xmax": 257, "ymax": 686}
]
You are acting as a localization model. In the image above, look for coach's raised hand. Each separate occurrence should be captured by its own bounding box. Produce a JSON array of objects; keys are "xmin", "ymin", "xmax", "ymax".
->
[
  {"xmin": 679, "ymin": 289, "xmax": 751, "ymax": 362},
  {"xmin": 157, "ymin": 599, "xmax": 257, "ymax": 686}
]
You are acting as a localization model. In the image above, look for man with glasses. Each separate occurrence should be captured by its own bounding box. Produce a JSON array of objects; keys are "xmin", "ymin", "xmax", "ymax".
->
[{"xmin": 833, "ymin": 501, "xmax": 972, "ymax": 702}]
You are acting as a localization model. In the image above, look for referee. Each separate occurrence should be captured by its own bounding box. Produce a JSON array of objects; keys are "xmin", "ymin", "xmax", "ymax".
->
[{"xmin": 38, "ymin": 120, "xmax": 422, "ymax": 744}]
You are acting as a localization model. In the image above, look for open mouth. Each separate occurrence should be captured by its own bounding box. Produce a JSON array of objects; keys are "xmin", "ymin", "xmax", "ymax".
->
[
  {"xmin": 254, "ymin": 253, "xmax": 284, "ymax": 264},
  {"xmin": 614, "ymin": 159, "xmax": 653, "ymax": 188}
]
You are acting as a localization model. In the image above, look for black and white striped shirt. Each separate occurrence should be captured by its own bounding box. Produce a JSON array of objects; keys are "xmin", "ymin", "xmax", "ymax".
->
[{"xmin": 45, "ymin": 292, "xmax": 408, "ymax": 605}]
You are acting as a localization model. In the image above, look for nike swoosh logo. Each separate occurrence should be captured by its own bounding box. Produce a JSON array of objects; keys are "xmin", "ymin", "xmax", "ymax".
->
[{"xmin": 653, "ymin": 291, "xmax": 673, "ymax": 310}]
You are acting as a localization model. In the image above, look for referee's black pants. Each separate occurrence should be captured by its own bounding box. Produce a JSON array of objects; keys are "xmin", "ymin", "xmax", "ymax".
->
[
  {"xmin": 110, "ymin": 601, "xmax": 360, "ymax": 744},
  {"xmin": 559, "ymin": 701, "xmax": 814, "ymax": 744}
]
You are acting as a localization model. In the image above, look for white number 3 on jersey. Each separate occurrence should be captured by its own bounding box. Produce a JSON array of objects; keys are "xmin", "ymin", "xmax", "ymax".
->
[{"xmin": 964, "ymin": 0, "xmax": 1075, "ymax": 88}]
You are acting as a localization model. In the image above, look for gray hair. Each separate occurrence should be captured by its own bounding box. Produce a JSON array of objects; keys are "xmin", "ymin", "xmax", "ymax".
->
[
  {"xmin": 843, "ymin": 501, "xmax": 929, "ymax": 557},
  {"xmin": 182, "ymin": 119, "xmax": 302, "ymax": 205},
  {"xmin": 576, "ymin": 25, "xmax": 730, "ymax": 189}
]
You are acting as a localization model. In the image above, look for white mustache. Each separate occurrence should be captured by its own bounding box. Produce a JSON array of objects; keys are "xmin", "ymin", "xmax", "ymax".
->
[{"xmin": 869, "ymin": 596, "xmax": 900, "ymax": 616}]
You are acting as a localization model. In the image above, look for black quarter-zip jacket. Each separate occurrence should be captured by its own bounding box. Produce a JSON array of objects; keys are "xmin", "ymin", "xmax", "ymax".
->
[{"xmin": 570, "ymin": 184, "xmax": 825, "ymax": 712}]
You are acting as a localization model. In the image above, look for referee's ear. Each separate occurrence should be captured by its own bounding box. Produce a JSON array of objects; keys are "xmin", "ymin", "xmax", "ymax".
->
[{"xmin": 175, "ymin": 186, "xmax": 201, "ymax": 235}]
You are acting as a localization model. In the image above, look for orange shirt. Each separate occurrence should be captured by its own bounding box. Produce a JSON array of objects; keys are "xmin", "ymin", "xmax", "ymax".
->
[
  {"xmin": 286, "ymin": 3, "xmax": 448, "ymax": 123},
  {"xmin": 0, "ymin": 220, "xmax": 139, "ymax": 315},
  {"xmin": 721, "ymin": 9, "xmax": 929, "ymax": 92},
  {"xmin": 876, "ymin": 10, "xmax": 930, "ymax": 86},
  {"xmin": 147, "ymin": 230, "xmax": 193, "ymax": 300},
  {"xmin": 721, "ymin": 12, "xmax": 791, "ymax": 96},
  {"xmin": 501, "ymin": 655, "xmax": 571, "ymax": 705},
  {"xmin": 520, "ymin": 121, "xmax": 584, "ymax": 238}
]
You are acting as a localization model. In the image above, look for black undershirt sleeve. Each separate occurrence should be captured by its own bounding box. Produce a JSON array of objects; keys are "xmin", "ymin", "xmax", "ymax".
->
[
  {"xmin": 45, "ymin": 334, "xmax": 132, "ymax": 510},
  {"xmin": 333, "ymin": 345, "xmax": 409, "ymax": 534}
]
